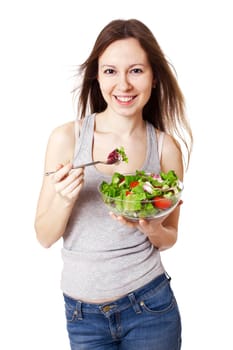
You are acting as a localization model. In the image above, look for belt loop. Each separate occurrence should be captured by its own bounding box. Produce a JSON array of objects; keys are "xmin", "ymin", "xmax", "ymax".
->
[
  {"xmin": 128, "ymin": 293, "xmax": 142, "ymax": 314},
  {"xmin": 76, "ymin": 300, "xmax": 83, "ymax": 320},
  {"xmin": 165, "ymin": 271, "xmax": 172, "ymax": 281}
]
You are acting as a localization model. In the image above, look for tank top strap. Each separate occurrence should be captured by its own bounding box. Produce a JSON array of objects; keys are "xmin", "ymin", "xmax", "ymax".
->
[
  {"xmin": 73, "ymin": 114, "xmax": 95, "ymax": 166},
  {"xmin": 157, "ymin": 131, "xmax": 165, "ymax": 161},
  {"xmin": 143, "ymin": 122, "xmax": 161, "ymax": 174}
]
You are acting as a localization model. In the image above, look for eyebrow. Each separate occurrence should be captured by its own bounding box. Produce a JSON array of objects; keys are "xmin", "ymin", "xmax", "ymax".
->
[{"xmin": 100, "ymin": 63, "xmax": 145, "ymax": 69}]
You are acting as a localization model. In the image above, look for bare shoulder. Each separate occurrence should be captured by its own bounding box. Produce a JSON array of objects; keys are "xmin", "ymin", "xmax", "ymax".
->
[
  {"xmin": 160, "ymin": 132, "xmax": 183, "ymax": 180},
  {"xmin": 45, "ymin": 120, "xmax": 76, "ymax": 169},
  {"xmin": 162, "ymin": 133, "xmax": 181, "ymax": 155},
  {"xmin": 49, "ymin": 121, "xmax": 75, "ymax": 144}
]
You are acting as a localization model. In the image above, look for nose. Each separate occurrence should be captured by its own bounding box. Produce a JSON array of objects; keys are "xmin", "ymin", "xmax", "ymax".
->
[{"xmin": 117, "ymin": 73, "xmax": 132, "ymax": 91}]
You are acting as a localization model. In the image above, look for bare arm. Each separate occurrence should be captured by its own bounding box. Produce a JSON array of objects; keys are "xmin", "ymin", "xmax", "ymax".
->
[
  {"xmin": 144, "ymin": 132, "xmax": 184, "ymax": 250},
  {"xmin": 34, "ymin": 121, "xmax": 84, "ymax": 248},
  {"xmin": 111, "ymin": 133, "xmax": 184, "ymax": 251}
]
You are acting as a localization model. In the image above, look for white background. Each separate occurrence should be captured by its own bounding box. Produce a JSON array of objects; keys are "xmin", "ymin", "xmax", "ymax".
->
[{"xmin": 0, "ymin": 0, "xmax": 232, "ymax": 349}]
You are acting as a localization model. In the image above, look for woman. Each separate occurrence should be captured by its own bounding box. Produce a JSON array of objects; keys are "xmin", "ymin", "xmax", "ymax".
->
[{"xmin": 35, "ymin": 18, "xmax": 192, "ymax": 350}]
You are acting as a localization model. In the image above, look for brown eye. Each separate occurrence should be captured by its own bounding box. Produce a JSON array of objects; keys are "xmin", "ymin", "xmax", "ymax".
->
[
  {"xmin": 131, "ymin": 68, "xmax": 143, "ymax": 74},
  {"xmin": 104, "ymin": 69, "xmax": 115, "ymax": 74}
]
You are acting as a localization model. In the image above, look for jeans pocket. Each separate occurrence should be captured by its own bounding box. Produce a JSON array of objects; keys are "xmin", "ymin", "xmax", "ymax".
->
[
  {"xmin": 140, "ymin": 281, "xmax": 175, "ymax": 314},
  {"xmin": 64, "ymin": 297, "xmax": 79, "ymax": 323}
]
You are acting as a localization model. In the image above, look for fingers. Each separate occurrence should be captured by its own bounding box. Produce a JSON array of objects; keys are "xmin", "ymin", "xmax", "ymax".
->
[
  {"xmin": 138, "ymin": 219, "xmax": 160, "ymax": 235},
  {"xmin": 109, "ymin": 212, "xmax": 138, "ymax": 228},
  {"xmin": 51, "ymin": 163, "xmax": 84, "ymax": 204},
  {"xmin": 109, "ymin": 212, "xmax": 162, "ymax": 234},
  {"xmin": 55, "ymin": 163, "xmax": 64, "ymax": 171},
  {"xmin": 52, "ymin": 162, "xmax": 73, "ymax": 183},
  {"xmin": 57, "ymin": 171, "xmax": 84, "ymax": 198}
]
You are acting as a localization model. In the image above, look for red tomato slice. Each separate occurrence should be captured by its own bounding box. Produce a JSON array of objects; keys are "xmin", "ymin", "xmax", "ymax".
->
[
  {"xmin": 130, "ymin": 181, "xmax": 139, "ymax": 188},
  {"xmin": 153, "ymin": 196, "xmax": 173, "ymax": 209}
]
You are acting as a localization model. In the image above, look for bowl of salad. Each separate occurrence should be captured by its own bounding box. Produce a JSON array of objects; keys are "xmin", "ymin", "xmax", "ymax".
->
[{"xmin": 99, "ymin": 170, "xmax": 183, "ymax": 221}]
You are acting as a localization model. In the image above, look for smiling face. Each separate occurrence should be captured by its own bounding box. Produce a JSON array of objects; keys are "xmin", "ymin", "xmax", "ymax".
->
[{"xmin": 97, "ymin": 38, "xmax": 154, "ymax": 119}]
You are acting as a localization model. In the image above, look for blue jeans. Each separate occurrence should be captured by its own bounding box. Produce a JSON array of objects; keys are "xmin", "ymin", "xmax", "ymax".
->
[{"xmin": 63, "ymin": 273, "xmax": 182, "ymax": 349}]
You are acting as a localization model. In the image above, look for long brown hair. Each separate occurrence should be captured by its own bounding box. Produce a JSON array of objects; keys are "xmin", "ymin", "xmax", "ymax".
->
[{"xmin": 73, "ymin": 19, "xmax": 193, "ymax": 166}]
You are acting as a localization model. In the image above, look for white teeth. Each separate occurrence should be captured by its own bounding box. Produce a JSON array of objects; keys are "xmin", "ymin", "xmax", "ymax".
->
[{"xmin": 116, "ymin": 96, "xmax": 134, "ymax": 102}]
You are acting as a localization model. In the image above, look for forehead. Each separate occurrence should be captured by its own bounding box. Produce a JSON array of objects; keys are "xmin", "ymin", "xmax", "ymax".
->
[{"xmin": 99, "ymin": 38, "xmax": 149, "ymax": 65}]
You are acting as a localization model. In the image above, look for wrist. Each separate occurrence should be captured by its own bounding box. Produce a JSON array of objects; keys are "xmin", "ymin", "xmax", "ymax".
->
[
  {"xmin": 146, "ymin": 224, "xmax": 177, "ymax": 251},
  {"xmin": 54, "ymin": 192, "xmax": 76, "ymax": 210}
]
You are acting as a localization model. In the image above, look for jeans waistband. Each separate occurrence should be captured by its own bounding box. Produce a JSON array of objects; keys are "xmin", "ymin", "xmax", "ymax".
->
[{"xmin": 63, "ymin": 273, "xmax": 170, "ymax": 316}]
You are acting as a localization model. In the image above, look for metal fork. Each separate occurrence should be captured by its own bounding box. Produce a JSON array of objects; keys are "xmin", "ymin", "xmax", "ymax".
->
[{"xmin": 44, "ymin": 159, "xmax": 118, "ymax": 176}]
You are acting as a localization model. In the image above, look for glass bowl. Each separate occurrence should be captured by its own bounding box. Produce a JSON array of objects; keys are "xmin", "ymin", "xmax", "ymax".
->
[{"xmin": 99, "ymin": 171, "xmax": 183, "ymax": 221}]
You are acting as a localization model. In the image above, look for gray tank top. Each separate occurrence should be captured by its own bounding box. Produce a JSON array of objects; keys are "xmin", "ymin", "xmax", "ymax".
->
[{"xmin": 61, "ymin": 114, "xmax": 165, "ymax": 300}]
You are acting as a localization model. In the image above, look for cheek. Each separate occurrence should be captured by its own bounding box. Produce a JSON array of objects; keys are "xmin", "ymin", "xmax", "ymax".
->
[
  {"xmin": 141, "ymin": 82, "xmax": 153, "ymax": 99},
  {"xmin": 98, "ymin": 79, "xmax": 114, "ymax": 96},
  {"xmin": 134, "ymin": 74, "xmax": 153, "ymax": 92}
]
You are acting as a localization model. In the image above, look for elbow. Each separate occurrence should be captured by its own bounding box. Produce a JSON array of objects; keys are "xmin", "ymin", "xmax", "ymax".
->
[
  {"xmin": 36, "ymin": 231, "xmax": 53, "ymax": 249},
  {"xmin": 38, "ymin": 238, "xmax": 53, "ymax": 249}
]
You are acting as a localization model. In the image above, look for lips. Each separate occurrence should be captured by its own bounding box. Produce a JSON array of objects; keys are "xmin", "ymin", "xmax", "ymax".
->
[{"xmin": 114, "ymin": 95, "xmax": 136, "ymax": 103}]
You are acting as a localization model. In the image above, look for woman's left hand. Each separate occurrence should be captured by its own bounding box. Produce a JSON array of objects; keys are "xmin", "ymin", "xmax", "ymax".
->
[
  {"xmin": 109, "ymin": 200, "xmax": 183, "ymax": 250},
  {"xmin": 110, "ymin": 212, "xmax": 166, "ymax": 232}
]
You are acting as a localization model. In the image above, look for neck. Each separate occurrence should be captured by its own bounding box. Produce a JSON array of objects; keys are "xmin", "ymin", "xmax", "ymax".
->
[{"xmin": 95, "ymin": 112, "xmax": 145, "ymax": 137}]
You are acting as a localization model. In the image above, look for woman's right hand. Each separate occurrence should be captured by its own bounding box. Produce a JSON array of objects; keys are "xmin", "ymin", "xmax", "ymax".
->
[{"xmin": 51, "ymin": 162, "xmax": 84, "ymax": 207}]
